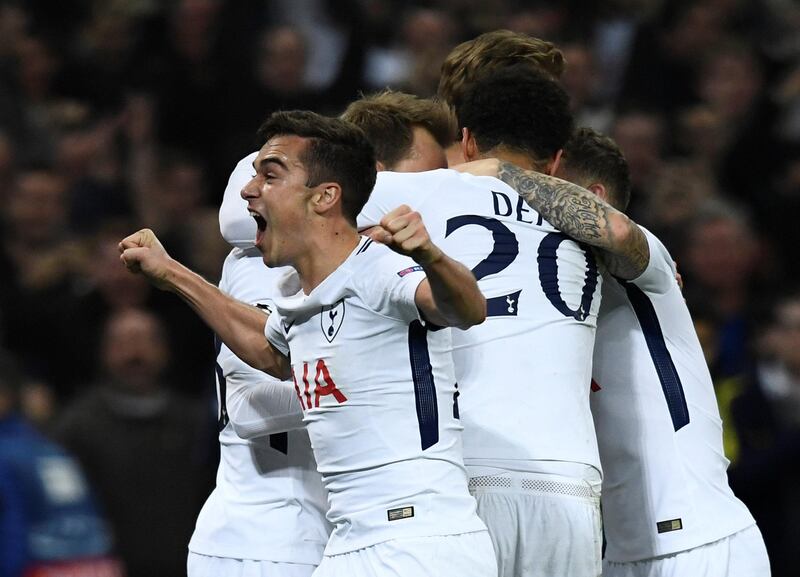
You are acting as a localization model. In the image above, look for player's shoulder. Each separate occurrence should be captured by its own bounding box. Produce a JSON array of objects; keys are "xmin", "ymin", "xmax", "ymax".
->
[
  {"xmin": 623, "ymin": 225, "xmax": 678, "ymax": 296},
  {"xmin": 378, "ymin": 167, "xmax": 508, "ymax": 187},
  {"xmin": 349, "ymin": 235, "xmax": 405, "ymax": 268},
  {"xmin": 348, "ymin": 237, "xmax": 421, "ymax": 284},
  {"xmin": 373, "ymin": 168, "xmax": 458, "ymax": 197},
  {"xmin": 376, "ymin": 167, "xmax": 452, "ymax": 184}
]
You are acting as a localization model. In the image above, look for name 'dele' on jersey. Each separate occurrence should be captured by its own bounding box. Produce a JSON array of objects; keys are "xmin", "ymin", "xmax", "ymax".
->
[{"xmin": 445, "ymin": 188, "xmax": 599, "ymax": 322}]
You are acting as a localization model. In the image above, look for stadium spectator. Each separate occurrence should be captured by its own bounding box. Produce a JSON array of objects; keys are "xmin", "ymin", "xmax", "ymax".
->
[
  {"xmin": 0, "ymin": 352, "xmax": 123, "ymax": 577},
  {"xmin": 682, "ymin": 201, "xmax": 762, "ymax": 379},
  {"xmin": 730, "ymin": 292, "xmax": 800, "ymax": 577},
  {"xmin": 55, "ymin": 308, "xmax": 215, "ymax": 577}
]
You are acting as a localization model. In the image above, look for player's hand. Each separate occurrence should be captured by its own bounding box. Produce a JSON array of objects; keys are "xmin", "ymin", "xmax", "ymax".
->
[
  {"xmin": 450, "ymin": 158, "xmax": 501, "ymax": 177},
  {"xmin": 376, "ymin": 205, "xmax": 443, "ymax": 266},
  {"xmin": 118, "ymin": 228, "xmax": 174, "ymax": 290},
  {"xmin": 361, "ymin": 224, "xmax": 388, "ymax": 243},
  {"xmin": 673, "ymin": 260, "xmax": 684, "ymax": 292}
]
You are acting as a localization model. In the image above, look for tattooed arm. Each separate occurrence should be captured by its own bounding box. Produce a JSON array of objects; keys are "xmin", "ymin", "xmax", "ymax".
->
[{"xmin": 497, "ymin": 161, "xmax": 649, "ymax": 279}]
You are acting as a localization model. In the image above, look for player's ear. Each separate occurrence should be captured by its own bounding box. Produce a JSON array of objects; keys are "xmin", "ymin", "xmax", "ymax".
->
[
  {"xmin": 312, "ymin": 183, "xmax": 342, "ymax": 215},
  {"xmin": 461, "ymin": 127, "xmax": 478, "ymax": 162},
  {"xmin": 545, "ymin": 149, "xmax": 564, "ymax": 176},
  {"xmin": 375, "ymin": 160, "xmax": 386, "ymax": 172},
  {"xmin": 587, "ymin": 183, "xmax": 609, "ymax": 203}
]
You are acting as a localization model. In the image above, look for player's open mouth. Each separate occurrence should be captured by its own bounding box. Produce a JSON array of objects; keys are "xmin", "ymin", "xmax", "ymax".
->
[{"xmin": 250, "ymin": 211, "xmax": 267, "ymax": 243}]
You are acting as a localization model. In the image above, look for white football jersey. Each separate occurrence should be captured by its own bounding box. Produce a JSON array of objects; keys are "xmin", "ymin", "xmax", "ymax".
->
[
  {"xmin": 358, "ymin": 169, "xmax": 603, "ymax": 472},
  {"xmin": 188, "ymin": 248, "xmax": 330, "ymax": 563},
  {"xmin": 265, "ymin": 237, "xmax": 486, "ymax": 555},
  {"xmin": 591, "ymin": 227, "xmax": 755, "ymax": 562}
]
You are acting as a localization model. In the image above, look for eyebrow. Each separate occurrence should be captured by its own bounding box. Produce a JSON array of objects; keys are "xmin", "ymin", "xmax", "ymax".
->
[{"xmin": 253, "ymin": 156, "xmax": 289, "ymax": 173}]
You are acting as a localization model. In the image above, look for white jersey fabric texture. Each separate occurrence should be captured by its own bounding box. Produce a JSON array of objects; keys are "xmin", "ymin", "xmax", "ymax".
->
[
  {"xmin": 188, "ymin": 248, "xmax": 330, "ymax": 564},
  {"xmin": 591, "ymin": 227, "xmax": 757, "ymax": 563},
  {"xmin": 187, "ymin": 551, "xmax": 317, "ymax": 577},
  {"xmin": 264, "ymin": 236, "xmax": 487, "ymax": 556},
  {"xmin": 312, "ymin": 531, "xmax": 497, "ymax": 577},
  {"xmin": 602, "ymin": 525, "xmax": 770, "ymax": 577},
  {"xmin": 470, "ymin": 469, "xmax": 602, "ymax": 577},
  {"xmin": 358, "ymin": 169, "xmax": 603, "ymax": 473}
]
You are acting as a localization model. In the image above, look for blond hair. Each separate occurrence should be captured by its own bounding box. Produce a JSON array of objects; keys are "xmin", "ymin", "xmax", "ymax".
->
[
  {"xmin": 438, "ymin": 30, "xmax": 565, "ymax": 112},
  {"xmin": 341, "ymin": 90, "xmax": 456, "ymax": 168}
]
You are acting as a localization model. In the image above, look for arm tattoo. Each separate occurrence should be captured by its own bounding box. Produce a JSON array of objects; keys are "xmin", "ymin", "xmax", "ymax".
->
[{"xmin": 497, "ymin": 161, "xmax": 649, "ymax": 279}]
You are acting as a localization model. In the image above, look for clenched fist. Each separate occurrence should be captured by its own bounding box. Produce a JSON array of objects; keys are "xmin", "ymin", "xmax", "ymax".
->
[
  {"xmin": 118, "ymin": 228, "xmax": 175, "ymax": 290},
  {"xmin": 376, "ymin": 205, "xmax": 442, "ymax": 266}
]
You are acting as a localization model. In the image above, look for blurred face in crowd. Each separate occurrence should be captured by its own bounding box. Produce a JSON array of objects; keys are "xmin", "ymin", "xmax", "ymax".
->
[
  {"xmin": 258, "ymin": 26, "xmax": 307, "ymax": 94},
  {"xmin": 158, "ymin": 160, "xmax": 206, "ymax": 221},
  {"xmin": 402, "ymin": 9, "xmax": 454, "ymax": 53},
  {"xmin": 647, "ymin": 163, "xmax": 714, "ymax": 227},
  {"xmin": 6, "ymin": 171, "xmax": 67, "ymax": 245},
  {"xmin": 102, "ymin": 309, "xmax": 169, "ymax": 393},
  {"xmin": 774, "ymin": 299, "xmax": 800, "ymax": 375},
  {"xmin": 612, "ymin": 112, "xmax": 663, "ymax": 185},
  {"xmin": 16, "ymin": 36, "xmax": 57, "ymax": 99},
  {"xmin": 685, "ymin": 216, "xmax": 756, "ymax": 292},
  {"xmin": 89, "ymin": 230, "xmax": 151, "ymax": 309},
  {"xmin": 559, "ymin": 44, "xmax": 596, "ymax": 110},
  {"xmin": 172, "ymin": 0, "xmax": 221, "ymax": 60},
  {"xmin": 676, "ymin": 106, "xmax": 725, "ymax": 161},
  {"xmin": 699, "ymin": 48, "xmax": 762, "ymax": 121}
]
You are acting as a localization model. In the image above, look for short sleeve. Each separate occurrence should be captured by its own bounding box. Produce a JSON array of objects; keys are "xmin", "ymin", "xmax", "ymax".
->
[
  {"xmin": 629, "ymin": 227, "xmax": 678, "ymax": 296},
  {"xmin": 356, "ymin": 246, "xmax": 427, "ymax": 323},
  {"xmin": 265, "ymin": 311, "xmax": 290, "ymax": 357}
]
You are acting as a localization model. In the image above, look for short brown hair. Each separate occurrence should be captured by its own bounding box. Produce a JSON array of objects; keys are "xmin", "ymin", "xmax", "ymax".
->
[
  {"xmin": 559, "ymin": 127, "xmax": 632, "ymax": 211},
  {"xmin": 257, "ymin": 110, "xmax": 377, "ymax": 226},
  {"xmin": 438, "ymin": 30, "xmax": 565, "ymax": 113},
  {"xmin": 340, "ymin": 90, "xmax": 456, "ymax": 169}
]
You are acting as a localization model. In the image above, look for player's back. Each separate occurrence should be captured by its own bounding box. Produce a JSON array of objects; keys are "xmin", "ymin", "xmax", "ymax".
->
[
  {"xmin": 360, "ymin": 169, "xmax": 602, "ymax": 471},
  {"xmin": 591, "ymin": 227, "xmax": 755, "ymax": 562},
  {"xmin": 189, "ymin": 248, "xmax": 330, "ymax": 563}
]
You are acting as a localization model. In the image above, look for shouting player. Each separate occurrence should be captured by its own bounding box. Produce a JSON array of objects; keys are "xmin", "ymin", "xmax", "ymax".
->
[
  {"xmin": 189, "ymin": 91, "xmax": 461, "ymax": 576},
  {"xmin": 187, "ymin": 153, "xmax": 331, "ymax": 577},
  {"xmin": 119, "ymin": 111, "xmax": 496, "ymax": 577}
]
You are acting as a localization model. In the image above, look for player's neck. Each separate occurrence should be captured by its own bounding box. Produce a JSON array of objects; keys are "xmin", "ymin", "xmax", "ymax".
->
[
  {"xmin": 293, "ymin": 225, "xmax": 361, "ymax": 294},
  {"xmin": 482, "ymin": 147, "xmax": 540, "ymax": 172}
]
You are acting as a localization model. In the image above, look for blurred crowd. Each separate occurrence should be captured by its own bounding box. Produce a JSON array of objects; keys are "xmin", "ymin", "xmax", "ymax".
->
[{"xmin": 1, "ymin": 0, "xmax": 800, "ymax": 575}]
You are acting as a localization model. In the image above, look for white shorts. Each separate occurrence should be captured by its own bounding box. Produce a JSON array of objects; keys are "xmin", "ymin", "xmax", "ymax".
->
[
  {"xmin": 469, "ymin": 471, "xmax": 602, "ymax": 577},
  {"xmin": 312, "ymin": 530, "xmax": 497, "ymax": 577},
  {"xmin": 187, "ymin": 552, "xmax": 318, "ymax": 577},
  {"xmin": 602, "ymin": 524, "xmax": 771, "ymax": 577}
]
